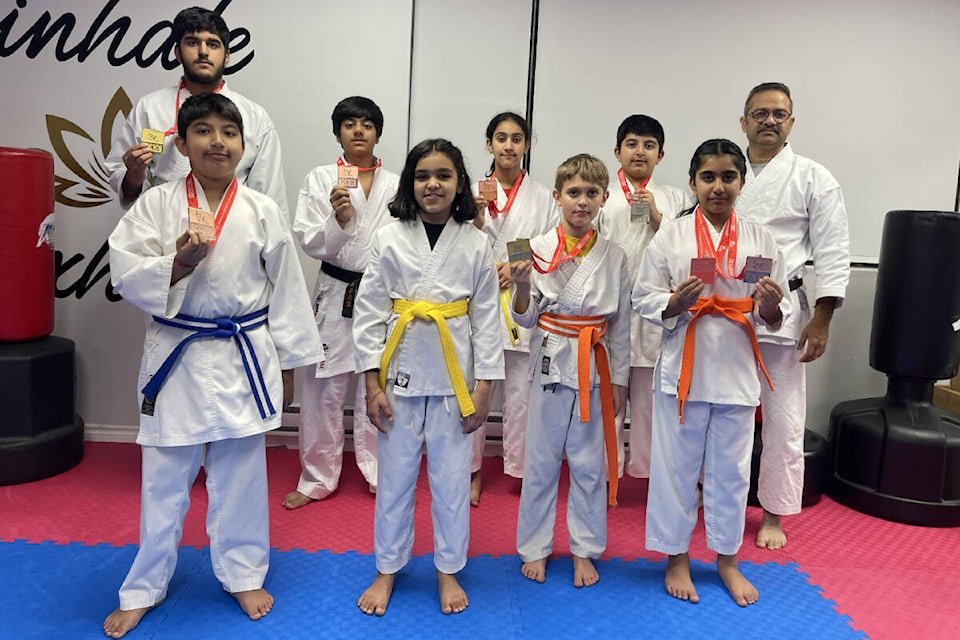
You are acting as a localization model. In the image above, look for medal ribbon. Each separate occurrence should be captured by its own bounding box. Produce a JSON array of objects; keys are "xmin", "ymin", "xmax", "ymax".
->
[
  {"xmin": 531, "ymin": 225, "xmax": 595, "ymax": 274},
  {"xmin": 694, "ymin": 206, "xmax": 741, "ymax": 280},
  {"xmin": 186, "ymin": 172, "xmax": 239, "ymax": 243},
  {"xmin": 617, "ymin": 168, "xmax": 649, "ymax": 202},
  {"xmin": 337, "ymin": 155, "xmax": 382, "ymax": 173},
  {"xmin": 487, "ymin": 170, "xmax": 525, "ymax": 218},
  {"xmin": 164, "ymin": 78, "xmax": 224, "ymax": 137}
]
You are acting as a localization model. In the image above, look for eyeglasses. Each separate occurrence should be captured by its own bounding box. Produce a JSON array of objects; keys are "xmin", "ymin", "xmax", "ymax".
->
[{"xmin": 746, "ymin": 109, "xmax": 792, "ymax": 124}]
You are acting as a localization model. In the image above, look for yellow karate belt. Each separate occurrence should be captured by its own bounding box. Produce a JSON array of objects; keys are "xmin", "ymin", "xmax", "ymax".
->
[
  {"xmin": 499, "ymin": 288, "xmax": 521, "ymax": 346},
  {"xmin": 379, "ymin": 298, "xmax": 474, "ymax": 417}
]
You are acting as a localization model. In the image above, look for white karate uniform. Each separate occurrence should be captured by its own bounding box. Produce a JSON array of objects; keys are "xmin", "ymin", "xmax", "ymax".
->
[
  {"xmin": 737, "ymin": 143, "xmax": 850, "ymax": 516},
  {"xmin": 108, "ymin": 178, "xmax": 322, "ymax": 608},
  {"xmin": 352, "ymin": 218, "xmax": 504, "ymax": 574},
  {"xmin": 104, "ymin": 80, "xmax": 288, "ymax": 215},
  {"xmin": 597, "ymin": 176, "xmax": 691, "ymax": 478},
  {"xmin": 292, "ymin": 162, "xmax": 399, "ymax": 497},
  {"xmin": 633, "ymin": 213, "xmax": 790, "ymax": 556},
  {"xmin": 470, "ymin": 174, "xmax": 559, "ymax": 477},
  {"xmin": 513, "ymin": 230, "xmax": 630, "ymax": 562}
]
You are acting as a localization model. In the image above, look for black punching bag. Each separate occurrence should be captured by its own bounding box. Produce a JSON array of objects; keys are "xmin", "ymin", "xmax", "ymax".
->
[{"xmin": 829, "ymin": 210, "xmax": 960, "ymax": 526}]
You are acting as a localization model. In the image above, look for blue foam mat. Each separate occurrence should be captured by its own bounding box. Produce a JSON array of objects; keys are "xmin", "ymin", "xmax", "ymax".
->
[{"xmin": 0, "ymin": 541, "xmax": 866, "ymax": 639}]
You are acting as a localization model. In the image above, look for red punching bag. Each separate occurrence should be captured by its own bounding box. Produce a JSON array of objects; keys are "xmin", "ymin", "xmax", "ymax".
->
[{"xmin": 0, "ymin": 147, "xmax": 55, "ymax": 341}]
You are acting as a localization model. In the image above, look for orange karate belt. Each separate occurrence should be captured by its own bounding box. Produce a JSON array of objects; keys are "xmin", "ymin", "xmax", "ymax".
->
[
  {"xmin": 536, "ymin": 312, "xmax": 620, "ymax": 507},
  {"xmin": 677, "ymin": 296, "xmax": 774, "ymax": 424}
]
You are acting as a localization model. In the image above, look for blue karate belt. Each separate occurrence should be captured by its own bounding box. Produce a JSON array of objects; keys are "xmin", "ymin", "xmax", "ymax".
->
[{"xmin": 140, "ymin": 307, "xmax": 276, "ymax": 419}]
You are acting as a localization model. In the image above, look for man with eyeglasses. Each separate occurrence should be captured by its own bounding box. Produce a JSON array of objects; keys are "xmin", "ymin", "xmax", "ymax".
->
[{"xmin": 736, "ymin": 82, "xmax": 850, "ymax": 551}]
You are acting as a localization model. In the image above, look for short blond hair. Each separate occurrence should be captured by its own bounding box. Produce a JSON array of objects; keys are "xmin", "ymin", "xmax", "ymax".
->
[{"xmin": 554, "ymin": 153, "xmax": 609, "ymax": 191}]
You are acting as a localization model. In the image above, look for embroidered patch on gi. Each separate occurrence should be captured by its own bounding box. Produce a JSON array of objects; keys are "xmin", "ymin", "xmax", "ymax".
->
[
  {"xmin": 140, "ymin": 396, "xmax": 155, "ymax": 416},
  {"xmin": 541, "ymin": 356, "xmax": 551, "ymax": 375},
  {"xmin": 396, "ymin": 371, "xmax": 410, "ymax": 388}
]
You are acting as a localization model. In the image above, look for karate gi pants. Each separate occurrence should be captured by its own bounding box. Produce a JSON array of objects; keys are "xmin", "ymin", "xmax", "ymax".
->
[
  {"xmin": 296, "ymin": 364, "xmax": 378, "ymax": 498},
  {"xmin": 616, "ymin": 366, "xmax": 654, "ymax": 478},
  {"xmin": 517, "ymin": 376, "xmax": 606, "ymax": 562},
  {"xmin": 471, "ymin": 350, "xmax": 531, "ymax": 477},
  {"xmin": 118, "ymin": 434, "xmax": 269, "ymax": 610},
  {"xmin": 757, "ymin": 342, "xmax": 806, "ymax": 516},
  {"xmin": 374, "ymin": 392, "xmax": 472, "ymax": 575},
  {"xmin": 646, "ymin": 391, "xmax": 755, "ymax": 557}
]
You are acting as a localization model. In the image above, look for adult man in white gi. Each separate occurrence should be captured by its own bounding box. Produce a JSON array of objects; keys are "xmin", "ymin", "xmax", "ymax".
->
[
  {"xmin": 736, "ymin": 82, "xmax": 850, "ymax": 549},
  {"xmin": 105, "ymin": 6, "xmax": 287, "ymax": 214}
]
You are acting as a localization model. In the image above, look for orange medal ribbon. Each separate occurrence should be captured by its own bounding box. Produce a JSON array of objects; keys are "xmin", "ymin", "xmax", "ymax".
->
[
  {"xmin": 531, "ymin": 226, "xmax": 595, "ymax": 274},
  {"xmin": 487, "ymin": 170, "xmax": 525, "ymax": 219},
  {"xmin": 617, "ymin": 168, "xmax": 649, "ymax": 202},
  {"xmin": 337, "ymin": 155, "xmax": 382, "ymax": 173},
  {"xmin": 537, "ymin": 312, "xmax": 620, "ymax": 507},
  {"xmin": 693, "ymin": 206, "xmax": 743, "ymax": 280},
  {"xmin": 164, "ymin": 78, "xmax": 224, "ymax": 137},
  {"xmin": 186, "ymin": 172, "xmax": 238, "ymax": 244}
]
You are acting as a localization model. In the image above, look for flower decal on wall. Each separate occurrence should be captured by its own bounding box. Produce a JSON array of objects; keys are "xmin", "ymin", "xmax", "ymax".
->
[{"xmin": 45, "ymin": 87, "xmax": 131, "ymax": 208}]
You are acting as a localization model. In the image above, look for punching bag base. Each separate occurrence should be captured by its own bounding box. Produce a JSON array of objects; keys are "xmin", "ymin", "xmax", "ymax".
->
[
  {"xmin": 748, "ymin": 428, "xmax": 829, "ymax": 508},
  {"xmin": 829, "ymin": 397, "xmax": 960, "ymax": 527},
  {"xmin": 0, "ymin": 415, "xmax": 84, "ymax": 485}
]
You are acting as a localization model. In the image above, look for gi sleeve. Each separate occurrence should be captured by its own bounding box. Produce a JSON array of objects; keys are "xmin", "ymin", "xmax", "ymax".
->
[
  {"xmin": 245, "ymin": 118, "xmax": 290, "ymax": 221},
  {"xmin": 352, "ymin": 230, "xmax": 392, "ymax": 373},
  {"xmin": 261, "ymin": 200, "xmax": 324, "ymax": 369},
  {"xmin": 107, "ymin": 187, "xmax": 189, "ymax": 317},
  {"xmin": 104, "ymin": 108, "xmax": 147, "ymax": 211},
  {"xmin": 470, "ymin": 244, "xmax": 506, "ymax": 381},
  {"xmin": 292, "ymin": 169, "xmax": 356, "ymax": 260},
  {"xmin": 632, "ymin": 234, "xmax": 684, "ymax": 332},
  {"xmin": 607, "ymin": 250, "xmax": 632, "ymax": 387},
  {"xmin": 807, "ymin": 181, "xmax": 850, "ymax": 306}
]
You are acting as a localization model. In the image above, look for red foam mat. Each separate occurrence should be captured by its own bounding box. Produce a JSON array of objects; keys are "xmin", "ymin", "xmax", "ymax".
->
[{"xmin": 2, "ymin": 442, "xmax": 958, "ymax": 639}]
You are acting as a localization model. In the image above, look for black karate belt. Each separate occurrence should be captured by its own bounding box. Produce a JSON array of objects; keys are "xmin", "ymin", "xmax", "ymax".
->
[
  {"xmin": 788, "ymin": 277, "xmax": 804, "ymax": 292},
  {"xmin": 320, "ymin": 261, "xmax": 364, "ymax": 318}
]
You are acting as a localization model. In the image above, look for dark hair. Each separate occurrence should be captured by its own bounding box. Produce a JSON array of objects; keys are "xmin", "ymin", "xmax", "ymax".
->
[
  {"xmin": 331, "ymin": 96, "xmax": 384, "ymax": 138},
  {"xmin": 173, "ymin": 7, "xmax": 230, "ymax": 49},
  {"xmin": 678, "ymin": 138, "xmax": 746, "ymax": 217},
  {"xmin": 744, "ymin": 82, "xmax": 793, "ymax": 114},
  {"xmin": 177, "ymin": 93, "xmax": 244, "ymax": 142},
  {"xmin": 616, "ymin": 114, "xmax": 665, "ymax": 150},
  {"xmin": 485, "ymin": 112, "xmax": 530, "ymax": 174},
  {"xmin": 389, "ymin": 139, "xmax": 476, "ymax": 224}
]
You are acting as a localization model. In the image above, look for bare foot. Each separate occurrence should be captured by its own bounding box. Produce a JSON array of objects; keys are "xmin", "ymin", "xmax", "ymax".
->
[
  {"xmin": 717, "ymin": 554, "xmax": 758, "ymax": 607},
  {"xmin": 357, "ymin": 572, "xmax": 395, "ymax": 616},
  {"xmin": 102, "ymin": 606, "xmax": 150, "ymax": 638},
  {"xmin": 232, "ymin": 588, "xmax": 274, "ymax": 620},
  {"xmin": 572, "ymin": 555, "xmax": 599, "ymax": 588},
  {"xmin": 664, "ymin": 553, "xmax": 699, "ymax": 603},
  {"xmin": 282, "ymin": 490, "xmax": 315, "ymax": 510},
  {"xmin": 756, "ymin": 510, "xmax": 787, "ymax": 550},
  {"xmin": 470, "ymin": 470, "xmax": 482, "ymax": 507},
  {"xmin": 437, "ymin": 571, "xmax": 469, "ymax": 614},
  {"xmin": 520, "ymin": 558, "xmax": 547, "ymax": 583}
]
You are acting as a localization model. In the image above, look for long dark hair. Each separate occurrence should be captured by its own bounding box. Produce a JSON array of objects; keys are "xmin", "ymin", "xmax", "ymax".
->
[
  {"xmin": 677, "ymin": 138, "xmax": 747, "ymax": 217},
  {"xmin": 485, "ymin": 112, "xmax": 530, "ymax": 175},
  {"xmin": 389, "ymin": 139, "xmax": 477, "ymax": 224}
]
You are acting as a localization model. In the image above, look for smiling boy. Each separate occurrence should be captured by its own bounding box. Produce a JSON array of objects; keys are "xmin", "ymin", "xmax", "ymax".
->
[{"xmin": 104, "ymin": 93, "xmax": 322, "ymax": 638}]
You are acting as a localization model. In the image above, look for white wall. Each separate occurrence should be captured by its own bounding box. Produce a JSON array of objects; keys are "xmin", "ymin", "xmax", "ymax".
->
[
  {"xmin": 2, "ymin": 1, "xmax": 951, "ymax": 441},
  {"xmin": 0, "ymin": 0, "xmax": 412, "ymax": 433},
  {"xmin": 531, "ymin": 0, "xmax": 960, "ymax": 261}
]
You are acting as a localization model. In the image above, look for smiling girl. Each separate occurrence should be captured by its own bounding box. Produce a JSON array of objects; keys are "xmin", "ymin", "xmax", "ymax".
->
[{"xmin": 352, "ymin": 139, "xmax": 504, "ymax": 616}]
